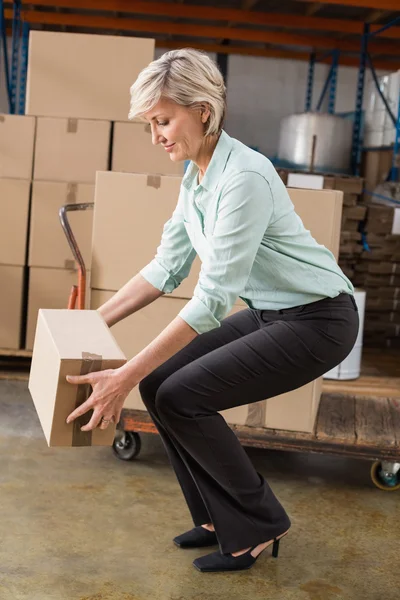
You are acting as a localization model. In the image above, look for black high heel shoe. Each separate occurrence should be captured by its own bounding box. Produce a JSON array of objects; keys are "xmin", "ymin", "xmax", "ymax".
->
[
  {"xmin": 173, "ymin": 526, "xmax": 218, "ymax": 548},
  {"xmin": 193, "ymin": 531, "xmax": 288, "ymax": 573}
]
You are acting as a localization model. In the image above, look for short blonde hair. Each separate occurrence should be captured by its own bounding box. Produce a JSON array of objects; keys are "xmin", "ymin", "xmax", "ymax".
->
[{"xmin": 129, "ymin": 48, "xmax": 226, "ymax": 136}]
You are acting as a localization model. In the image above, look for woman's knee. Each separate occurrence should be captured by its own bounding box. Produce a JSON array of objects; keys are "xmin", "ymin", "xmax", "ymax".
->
[
  {"xmin": 138, "ymin": 371, "xmax": 165, "ymax": 408},
  {"xmin": 155, "ymin": 375, "xmax": 196, "ymax": 419}
]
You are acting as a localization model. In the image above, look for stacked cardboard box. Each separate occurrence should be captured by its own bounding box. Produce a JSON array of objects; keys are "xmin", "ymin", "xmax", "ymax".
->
[
  {"xmin": 353, "ymin": 199, "xmax": 400, "ymax": 348},
  {"xmin": 90, "ymin": 177, "xmax": 343, "ymax": 433},
  {"xmin": 0, "ymin": 114, "xmax": 35, "ymax": 349},
  {"xmin": 23, "ymin": 30, "xmax": 156, "ymax": 349},
  {"xmin": 25, "ymin": 117, "xmax": 112, "ymax": 350},
  {"xmin": 276, "ymin": 169, "xmax": 365, "ymax": 280}
]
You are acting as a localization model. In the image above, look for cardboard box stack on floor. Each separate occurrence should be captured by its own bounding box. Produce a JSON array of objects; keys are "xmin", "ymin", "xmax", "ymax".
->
[
  {"xmin": 90, "ymin": 179, "xmax": 343, "ymax": 433},
  {"xmin": 0, "ymin": 114, "xmax": 35, "ymax": 349},
  {"xmin": 354, "ymin": 199, "xmax": 400, "ymax": 349},
  {"xmin": 24, "ymin": 30, "xmax": 155, "ymax": 350},
  {"xmin": 277, "ymin": 169, "xmax": 365, "ymax": 281}
]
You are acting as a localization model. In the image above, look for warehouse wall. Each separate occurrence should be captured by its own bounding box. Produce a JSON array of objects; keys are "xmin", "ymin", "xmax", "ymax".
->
[{"xmin": 0, "ymin": 41, "xmax": 385, "ymax": 157}]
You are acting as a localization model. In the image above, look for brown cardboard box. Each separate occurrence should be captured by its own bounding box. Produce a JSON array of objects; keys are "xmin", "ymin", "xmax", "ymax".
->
[
  {"xmin": 26, "ymin": 267, "xmax": 91, "ymax": 350},
  {"xmin": 365, "ymin": 202, "xmax": 400, "ymax": 235},
  {"xmin": 342, "ymin": 205, "xmax": 367, "ymax": 220},
  {"xmin": 323, "ymin": 175, "xmax": 363, "ymax": 195},
  {"xmin": 90, "ymin": 292, "xmax": 321, "ymax": 432},
  {"xmin": 28, "ymin": 309, "xmax": 126, "ymax": 447},
  {"xmin": 91, "ymin": 171, "xmax": 201, "ymax": 298},
  {"xmin": 361, "ymin": 149, "xmax": 393, "ymax": 197},
  {"xmin": 0, "ymin": 179, "xmax": 30, "ymax": 266},
  {"xmin": 112, "ymin": 122, "xmax": 184, "ymax": 176},
  {"xmin": 0, "ymin": 265, "xmax": 24, "ymax": 350},
  {"xmin": 33, "ymin": 117, "xmax": 111, "ymax": 183},
  {"xmin": 29, "ymin": 181, "xmax": 94, "ymax": 269},
  {"xmin": 26, "ymin": 31, "xmax": 154, "ymax": 121},
  {"xmin": 287, "ymin": 188, "xmax": 343, "ymax": 259},
  {"xmin": 0, "ymin": 114, "xmax": 36, "ymax": 179}
]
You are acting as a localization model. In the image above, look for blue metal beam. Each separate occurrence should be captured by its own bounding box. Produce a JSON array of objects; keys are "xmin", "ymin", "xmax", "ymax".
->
[
  {"xmin": 367, "ymin": 53, "xmax": 396, "ymax": 127},
  {"xmin": 0, "ymin": 0, "xmax": 11, "ymax": 112},
  {"xmin": 367, "ymin": 15, "xmax": 400, "ymax": 38},
  {"xmin": 351, "ymin": 24, "xmax": 369, "ymax": 175},
  {"xmin": 328, "ymin": 50, "xmax": 339, "ymax": 114},
  {"xmin": 18, "ymin": 21, "xmax": 29, "ymax": 115},
  {"xmin": 305, "ymin": 52, "xmax": 315, "ymax": 112},
  {"xmin": 10, "ymin": 0, "xmax": 22, "ymax": 114},
  {"xmin": 389, "ymin": 95, "xmax": 400, "ymax": 182},
  {"xmin": 316, "ymin": 61, "xmax": 334, "ymax": 112}
]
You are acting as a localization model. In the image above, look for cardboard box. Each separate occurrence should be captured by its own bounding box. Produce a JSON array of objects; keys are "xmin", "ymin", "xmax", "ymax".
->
[
  {"xmin": 0, "ymin": 265, "xmax": 24, "ymax": 349},
  {"xmin": 33, "ymin": 117, "xmax": 111, "ymax": 183},
  {"xmin": 90, "ymin": 292, "xmax": 321, "ymax": 432},
  {"xmin": 91, "ymin": 171, "xmax": 201, "ymax": 298},
  {"xmin": 323, "ymin": 175, "xmax": 363, "ymax": 195},
  {"xmin": 0, "ymin": 114, "xmax": 36, "ymax": 179},
  {"xmin": 0, "ymin": 179, "xmax": 30, "ymax": 266},
  {"xmin": 26, "ymin": 31, "xmax": 154, "ymax": 121},
  {"xmin": 26, "ymin": 267, "xmax": 91, "ymax": 350},
  {"xmin": 112, "ymin": 122, "xmax": 184, "ymax": 176},
  {"xmin": 366, "ymin": 202, "xmax": 400, "ymax": 235},
  {"xmin": 287, "ymin": 188, "xmax": 343, "ymax": 259},
  {"xmin": 28, "ymin": 309, "xmax": 126, "ymax": 447},
  {"xmin": 29, "ymin": 181, "xmax": 94, "ymax": 269}
]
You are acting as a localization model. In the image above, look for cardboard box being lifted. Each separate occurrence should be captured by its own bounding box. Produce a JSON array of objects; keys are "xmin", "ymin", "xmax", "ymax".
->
[
  {"xmin": 33, "ymin": 117, "xmax": 111, "ymax": 183},
  {"xmin": 26, "ymin": 31, "xmax": 154, "ymax": 121},
  {"xmin": 0, "ymin": 114, "xmax": 36, "ymax": 179},
  {"xmin": 28, "ymin": 309, "xmax": 126, "ymax": 447},
  {"xmin": 29, "ymin": 181, "xmax": 94, "ymax": 270},
  {"xmin": 112, "ymin": 122, "xmax": 184, "ymax": 176}
]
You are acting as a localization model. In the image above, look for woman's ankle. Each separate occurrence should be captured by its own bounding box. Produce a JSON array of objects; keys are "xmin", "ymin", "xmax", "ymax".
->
[{"xmin": 201, "ymin": 523, "xmax": 215, "ymax": 531}]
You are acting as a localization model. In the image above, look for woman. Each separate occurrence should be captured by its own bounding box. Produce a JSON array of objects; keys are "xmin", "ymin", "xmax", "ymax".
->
[{"xmin": 66, "ymin": 49, "xmax": 359, "ymax": 573}]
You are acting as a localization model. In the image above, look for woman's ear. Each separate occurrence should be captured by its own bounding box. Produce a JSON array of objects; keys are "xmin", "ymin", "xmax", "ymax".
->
[{"xmin": 201, "ymin": 104, "xmax": 211, "ymax": 123}]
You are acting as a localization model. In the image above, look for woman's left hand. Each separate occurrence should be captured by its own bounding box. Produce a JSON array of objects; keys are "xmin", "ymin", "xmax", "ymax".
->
[{"xmin": 65, "ymin": 367, "xmax": 136, "ymax": 432}]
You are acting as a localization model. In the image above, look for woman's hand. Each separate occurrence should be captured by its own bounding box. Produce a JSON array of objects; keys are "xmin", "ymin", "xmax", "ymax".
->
[{"xmin": 65, "ymin": 367, "xmax": 136, "ymax": 432}]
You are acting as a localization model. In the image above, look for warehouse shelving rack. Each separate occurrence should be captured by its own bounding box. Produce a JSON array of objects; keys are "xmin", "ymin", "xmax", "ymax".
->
[
  {"xmin": 302, "ymin": 16, "xmax": 400, "ymax": 179},
  {"xmin": 0, "ymin": 0, "xmax": 29, "ymax": 114},
  {"xmin": 351, "ymin": 17, "xmax": 400, "ymax": 180}
]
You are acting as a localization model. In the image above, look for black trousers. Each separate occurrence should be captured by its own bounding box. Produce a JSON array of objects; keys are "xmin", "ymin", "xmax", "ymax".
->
[{"xmin": 138, "ymin": 292, "xmax": 359, "ymax": 554}]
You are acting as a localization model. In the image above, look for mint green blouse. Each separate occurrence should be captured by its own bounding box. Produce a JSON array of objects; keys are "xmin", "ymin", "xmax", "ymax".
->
[{"xmin": 140, "ymin": 129, "xmax": 354, "ymax": 334}]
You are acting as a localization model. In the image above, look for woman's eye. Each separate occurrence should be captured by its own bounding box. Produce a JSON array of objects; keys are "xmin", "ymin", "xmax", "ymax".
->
[{"xmin": 157, "ymin": 121, "xmax": 168, "ymax": 126}]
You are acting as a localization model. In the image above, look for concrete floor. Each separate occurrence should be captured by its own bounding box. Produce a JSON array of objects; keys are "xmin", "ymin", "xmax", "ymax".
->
[{"xmin": 0, "ymin": 380, "xmax": 399, "ymax": 600}]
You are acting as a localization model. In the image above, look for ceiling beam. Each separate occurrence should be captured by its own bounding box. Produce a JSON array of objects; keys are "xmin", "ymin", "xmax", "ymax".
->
[
  {"xmin": 19, "ymin": 1, "xmax": 400, "ymax": 40},
  {"xmin": 365, "ymin": 9, "xmax": 394, "ymax": 23},
  {"xmin": 157, "ymin": 39, "xmax": 400, "ymax": 70},
  {"xmin": 10, "ymin": 8, "xmax": 400, "ymax": 55},
  {"xmin": 306, "ymin": 3, "xmax": 323, "ymax": 16},
  {"xmin": 301, "ymin": 0, "xmax": 400, "ymax": 10},
  {"xmin": 4, "ymin": 21, "xmax": 399, "ymax": 69}
]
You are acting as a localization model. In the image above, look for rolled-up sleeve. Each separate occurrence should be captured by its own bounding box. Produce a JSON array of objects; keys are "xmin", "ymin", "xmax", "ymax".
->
[
  {"xmin": 178, "ymin": 171, "xmax": 274, "ymax": 334},
  {"xmin": 140, "ymin": 193, "xmax": 197, "ymax": 294}
]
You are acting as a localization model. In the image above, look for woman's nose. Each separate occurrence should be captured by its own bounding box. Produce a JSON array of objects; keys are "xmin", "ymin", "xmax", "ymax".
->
[{"xmin": 152, "ymin": 130, "xmax": 165, "ymax": 146}]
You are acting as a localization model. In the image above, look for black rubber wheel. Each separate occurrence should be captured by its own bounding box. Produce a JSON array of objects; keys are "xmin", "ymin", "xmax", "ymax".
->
[{"xmin": 112, "ymin": 431, "xmax": 141, "ymax": 461}]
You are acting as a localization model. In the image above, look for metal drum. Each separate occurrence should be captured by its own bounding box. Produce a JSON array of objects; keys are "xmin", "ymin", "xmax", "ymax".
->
[{"xmin": 278, "ymin": 112, "xmax": 353, "ymax": 172}]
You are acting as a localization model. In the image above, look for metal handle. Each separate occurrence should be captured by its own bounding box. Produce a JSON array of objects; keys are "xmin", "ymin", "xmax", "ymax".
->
[{"xmin": 59, "ymin": 202, "xmax": 94, "ymax": 310}]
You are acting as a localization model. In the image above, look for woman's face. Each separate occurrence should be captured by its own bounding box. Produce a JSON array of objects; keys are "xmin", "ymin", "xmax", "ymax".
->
[{"xmin": 142, "ymin": 97, "xmax": 209, "ymax": 163}]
